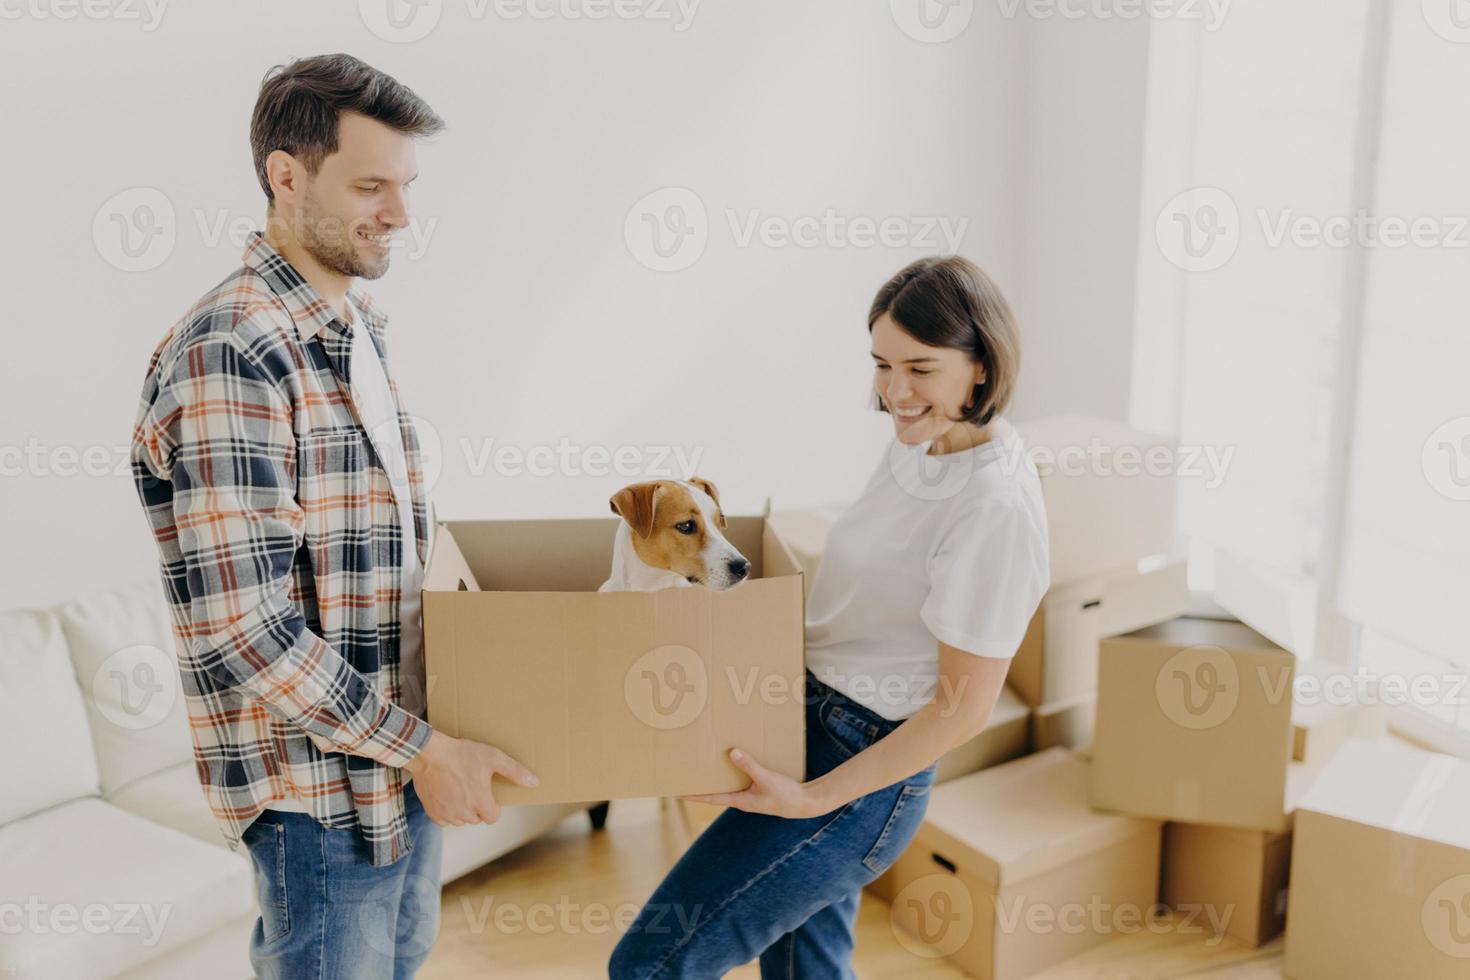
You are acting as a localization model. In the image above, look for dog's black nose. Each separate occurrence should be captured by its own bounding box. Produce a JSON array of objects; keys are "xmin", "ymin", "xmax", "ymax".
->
[{"xmin": 728, "ymin": 557, "xmax": 751, "ymax": 579}]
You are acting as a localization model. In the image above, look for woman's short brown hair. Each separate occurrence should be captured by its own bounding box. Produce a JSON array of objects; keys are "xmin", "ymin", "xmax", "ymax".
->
[
  {"xmin": 868, "ymin": 255, "xmax": 1020, "ymax": 426},
  {"xmin": 250, "ymin": 53, "xmax": 445, "ymax": 205}
]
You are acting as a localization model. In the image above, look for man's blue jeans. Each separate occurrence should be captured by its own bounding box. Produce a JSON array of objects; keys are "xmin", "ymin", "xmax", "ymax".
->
[
  {"xmin": 240, "ymin": 780, "xmax": 444, "ymax": 980},
  {"xmin": 609, "ymin": 671, "xmax": 937, "ymax": 979}
]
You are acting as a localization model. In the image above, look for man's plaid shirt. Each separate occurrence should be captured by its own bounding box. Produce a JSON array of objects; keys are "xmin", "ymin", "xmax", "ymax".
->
[{"xmin": 131, "ymin": 230, "xmax": 434, "ymax": 867}]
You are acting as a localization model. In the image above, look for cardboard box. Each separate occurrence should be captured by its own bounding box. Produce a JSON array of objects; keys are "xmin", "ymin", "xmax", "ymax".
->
[
  {"xmin": 935, "ymin": 684, "xmax": 1032, "ymax": 784},
  {"xmin": 1017, "ymin": 416, "xmax": 1179, "ymax": 586},
  {"xmin": 1285, "ymin": 738, "xmax": 1470, "ymax": 980},
  {"xmin": 1032, "ymin": 693, "xmax": 1097, "ymax": 756},
  {"xmin": 1090, "ymin": 617, "xmax": 1297, "ymax": 831},
  {"xmin": 1008, "ymin": 554, "xmax": 1189, "ymax": 708},
  {"xmin": 1161, "ymin": 822, "xmax": 1292, "ymax": 949},
  {"xmin": 884, "ymin": 749, "xmax": 1162, "ymax": 979},
  {"xmin": 1158, "ymin": 763, "xmax": 1311, "ymax": 949},
  {"xmin": 422, "ymin": 515, "xmax": 806, "ymax": 806}
]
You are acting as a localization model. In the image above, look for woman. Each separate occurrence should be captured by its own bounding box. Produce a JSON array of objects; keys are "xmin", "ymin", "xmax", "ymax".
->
[{"xmin": 609, "ymin": 256, "xmax": 1051, "ymax": 979}]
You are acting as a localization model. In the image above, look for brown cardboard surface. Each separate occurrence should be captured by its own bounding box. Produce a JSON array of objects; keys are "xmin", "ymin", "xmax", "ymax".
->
[
  {"xmin": 885, "ymin": 748, "xmax": 1162, "ymax": 980},
  {"xmin": 1032, "ymin": 693, "xmax": 1097, "ymax": 756},
  {"xmin": 1090, "ymin": 618, "xmax": 1297, "ymax": 832},
  {"xmin": 921, "ymin": 748, "xmax": 1160, "ymax": 888},
  {"xmin": 1160, "ymin": 821, "xmax": 1291, "ymax": 947},
  {"xmin": 1009, "ymin": 556, "xmax": 1189, "ymax": 708},
  {"xmin": 1285, "ymin": 739, "xmax": 1470, "ymax": 979},
  {"xmin": 423, "ymin": 516, "xmax": 806, "ymax": 806}
]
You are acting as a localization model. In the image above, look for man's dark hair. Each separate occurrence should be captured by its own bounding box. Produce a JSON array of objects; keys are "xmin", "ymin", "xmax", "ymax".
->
[{"xmin": 250, "ymin": 53, "xmax": 445, "ymax": 205}]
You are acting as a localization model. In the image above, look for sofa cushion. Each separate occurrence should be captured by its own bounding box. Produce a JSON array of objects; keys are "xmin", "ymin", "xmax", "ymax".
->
[
  {"xmin": 0, "ymin": 798, "xmax": 254, "ymax": 980},
  {"xmin": 0, "ymin": 609, "xmax": 100, "ymax": 824},
  {"xmin": 108, "ymin": 762, "xmax": 226, "ymax": 850},
  {"xmin": 55, "ymin": 580, "xmax": 193, "ymax": 796}
]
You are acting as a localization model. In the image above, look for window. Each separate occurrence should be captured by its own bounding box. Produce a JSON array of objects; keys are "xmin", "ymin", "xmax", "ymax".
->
[{"xmin": 1132, "ymin": 1, "xmax": 1469, "ymax": 736}]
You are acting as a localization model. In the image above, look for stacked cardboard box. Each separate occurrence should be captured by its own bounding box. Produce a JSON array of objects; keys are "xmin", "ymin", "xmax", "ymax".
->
[
  {"xmin": 1010, "ymin": 554, "xmax": 1190, "ymax": 755},
  {"xmin": 1091, "ymin": 618, "xmax": 1383, "ymax": 948},
  {"xmin": 1010, "ymin": 417, "xmax": 1189, "ymax": 759},
  {"xmin": 884, "ymin": 749, "xmax": 1162, "ymax": 980},
  {"xmin": 1284, "ymin": 737, "xmax": 1470, "ymax": 979}
]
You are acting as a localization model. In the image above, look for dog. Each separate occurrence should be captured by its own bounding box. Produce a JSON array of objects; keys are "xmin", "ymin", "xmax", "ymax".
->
[{"xmin": 599, "ymin": 477, "xmax": 751, "ymax": 592}]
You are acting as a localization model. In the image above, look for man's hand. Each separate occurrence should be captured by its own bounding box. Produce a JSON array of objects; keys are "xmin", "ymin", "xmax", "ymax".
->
[{"xmin": 404, "ymin": 730, "xmax": 538, "ymax": 827}]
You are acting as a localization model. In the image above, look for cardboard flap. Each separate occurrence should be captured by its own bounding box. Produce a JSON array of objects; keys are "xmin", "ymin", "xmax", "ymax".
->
[
  {"xmin": 761, "ymin": 518, "xmax": 804, "ymax": 582},
  {"xmin": 424, "ymin": 523, "xmax": 481, "ymax": 593},
  {"xmin": 922, "ymin": 748, "xmax": 1161, "ymax": 889}
]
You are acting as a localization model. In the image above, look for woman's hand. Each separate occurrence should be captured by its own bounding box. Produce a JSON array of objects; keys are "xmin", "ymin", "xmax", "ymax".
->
[{"xmin": 681, "ymin": 748, "xmax": 838, "ymax": 819}]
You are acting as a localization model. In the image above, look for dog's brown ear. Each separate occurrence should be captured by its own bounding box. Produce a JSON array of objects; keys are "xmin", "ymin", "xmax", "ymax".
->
[
  {"xmin": 688, "ymin": 476, "xmax": 726, "ymax": 529},
  {"xmin": 609, "ymin": 482, "xmax": 661, "ymax": 539}
]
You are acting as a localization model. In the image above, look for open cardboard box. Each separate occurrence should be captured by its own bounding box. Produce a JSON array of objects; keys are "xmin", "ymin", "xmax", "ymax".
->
[{"xmin": 422, "ymin": 512, "xmax": 807, "ymax": 806}]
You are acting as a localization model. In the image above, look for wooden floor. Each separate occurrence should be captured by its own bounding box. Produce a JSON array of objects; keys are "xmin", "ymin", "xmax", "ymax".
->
[{"xmin": 422, "ymin": 798, "xmax": 1287, "ymax": 979}]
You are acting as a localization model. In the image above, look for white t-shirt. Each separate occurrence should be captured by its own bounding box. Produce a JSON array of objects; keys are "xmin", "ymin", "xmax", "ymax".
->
[
  {"xmin": 805, "ymin": 416, "xmax": 1050, "ymax": 720},
  {"xmin": 346, "ymin": 299, "xmax": 427, "ymax": 722}
]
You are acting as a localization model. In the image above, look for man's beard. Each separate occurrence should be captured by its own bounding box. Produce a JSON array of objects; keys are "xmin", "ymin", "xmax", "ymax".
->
[{"xmin": 298, "ymin": 185, "xmax": 390, "ymax": 280}]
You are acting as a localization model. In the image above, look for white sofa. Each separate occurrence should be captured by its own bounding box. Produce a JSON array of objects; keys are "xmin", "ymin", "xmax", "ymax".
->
[{"xmin": 0, "ymin": 579, "xmax": 586, "ymax": 980}]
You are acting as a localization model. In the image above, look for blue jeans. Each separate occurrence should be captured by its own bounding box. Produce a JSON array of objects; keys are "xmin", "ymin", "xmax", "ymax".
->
[
  {"xmin": 609, "ymin": 671, "xmax": 937, "ymax": 979},
  {"xmin": 240, "ymin": 781, "xmax": 444, "ymax": 980}
]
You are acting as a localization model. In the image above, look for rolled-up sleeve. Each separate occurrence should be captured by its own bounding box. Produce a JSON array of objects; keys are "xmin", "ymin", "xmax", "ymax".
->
[{"xmin": 920, "ymin": 499, "xmax": 1050, "ymax": 659}]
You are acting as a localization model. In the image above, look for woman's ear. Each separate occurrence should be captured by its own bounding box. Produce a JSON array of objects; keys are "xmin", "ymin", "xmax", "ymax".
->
[{"xmin": 609, "ymin": 482, "xmax": 662, "ymax": 539}]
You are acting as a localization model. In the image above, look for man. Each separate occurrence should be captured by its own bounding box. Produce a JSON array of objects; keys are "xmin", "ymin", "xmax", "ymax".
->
[{"xmin": 130, "ymin": 53, "xmax": 535, "ymax": 979}]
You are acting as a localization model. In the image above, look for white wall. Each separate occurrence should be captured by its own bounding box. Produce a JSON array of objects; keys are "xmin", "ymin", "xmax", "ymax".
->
[
  {"xmin": 1010, "ymin": 10, "xmax": 1153, "ymax": 423},
  {"xmin": 0, "ymin": 1, "xmax": 1148, "ymax": 612}
]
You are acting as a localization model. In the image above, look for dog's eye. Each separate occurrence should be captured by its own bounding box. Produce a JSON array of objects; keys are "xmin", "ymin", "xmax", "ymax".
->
[{"xmin": 674, "ymin": 520, "xmax": 697, "ymax": 534}]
